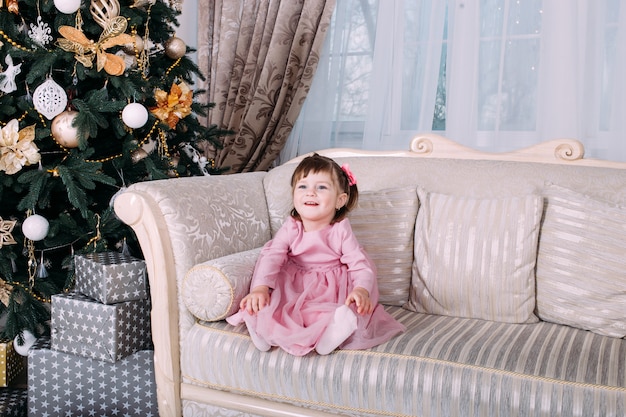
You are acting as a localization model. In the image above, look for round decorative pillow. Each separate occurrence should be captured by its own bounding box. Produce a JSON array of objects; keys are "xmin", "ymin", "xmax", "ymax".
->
[{"xmin": 182, "ymin": 248, "xmax": 261, "ymax": 321}]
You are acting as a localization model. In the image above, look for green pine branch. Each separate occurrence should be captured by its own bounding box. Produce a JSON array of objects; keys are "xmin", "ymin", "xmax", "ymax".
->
[
  {"xmin": 70, "ymin": 88, "xmax": 125, "ymax": 144},
  {"xmin": 57, "ymin": 152, "xmax": 117, "ymax": 218},
  {"xmin": 16, "ymin": 169, "xmax": 50, "ymax": 212},
  {"xmin": 3, "ymin": 287, "xmax": 50, "ymax": 340}
]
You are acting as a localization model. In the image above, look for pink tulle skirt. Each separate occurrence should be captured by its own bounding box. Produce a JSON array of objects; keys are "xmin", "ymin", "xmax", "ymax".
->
[{"xmin": 227, "ymin": 260, "xmax": 405, "ymax": 356}]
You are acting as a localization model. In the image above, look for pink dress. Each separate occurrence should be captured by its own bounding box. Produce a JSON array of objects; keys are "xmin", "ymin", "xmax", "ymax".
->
[{"xmin": 227, "ymin": 216, "xmax": 405, "ymax": 356}]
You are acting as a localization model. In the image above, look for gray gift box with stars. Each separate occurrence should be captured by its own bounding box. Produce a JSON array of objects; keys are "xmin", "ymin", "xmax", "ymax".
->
[
  {"xmin": 51, "ymin": 292, "xmax": 152, "ymax": 363},
  {"xmin": 28, "ymin": 337, "xmax": 158, "ymax": 417},
  {"xmin": 74, "ymin": 251, "xmax": 148, "ymax": 304}
]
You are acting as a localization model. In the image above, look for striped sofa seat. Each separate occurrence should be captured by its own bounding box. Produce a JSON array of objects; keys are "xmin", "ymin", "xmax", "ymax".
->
[{"xmin": 181, "ymin": 306, "xmax": 626, "ymax": 417}]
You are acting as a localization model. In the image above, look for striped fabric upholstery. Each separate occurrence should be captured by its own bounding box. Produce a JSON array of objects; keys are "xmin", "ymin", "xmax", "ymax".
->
[
  {"xmin": 181, "ymin": 306, "xmax": 626, "ymax": 417},
  {"xmin": 406, "ymin": 189, "xmax": 543, "ymax": 324},
  {"xmin": 348, "ymin": 187, "xmax": 419, "ymax": 306},
  {"xmin": 536, "ymin": 184, "xmax": 626, "ymax": 338}
]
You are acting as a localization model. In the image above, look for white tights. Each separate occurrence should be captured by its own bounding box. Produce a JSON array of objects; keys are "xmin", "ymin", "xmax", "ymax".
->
[{"xmin": 315, "ymin": 305, "xmax": 358, "ymax": 355}]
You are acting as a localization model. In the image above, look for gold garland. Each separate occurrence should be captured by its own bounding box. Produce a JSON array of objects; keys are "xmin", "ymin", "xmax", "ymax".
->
[
  {"xmin": 164, "ymin": 57, "xmax": 182, "ymax": 77},
  {"xmin": 83, "ymin": 119, "xmax": 160, "ymax": 163},
  {"xmin": 0, "ymin": 110, "xmax": 44, "ymax": 126},
  {"xmin": 129, "ymin": 24, "xmax": 150, "ymax": 79},
  {"xmin": 0, "ymin": 29, "xmax": 35, "ymax": 52},
  {"xmin": 10, "ymin": 281, "xmax": 50, "ymax": 303}
]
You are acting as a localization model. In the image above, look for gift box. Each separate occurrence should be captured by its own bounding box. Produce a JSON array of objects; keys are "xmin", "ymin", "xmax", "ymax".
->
[
  {"xmin": 28, "ymin": 337, "xmax": 157, "ymax": 417},
  {"xmin": 0, "ymin": 388, "xmax": 27, "ymax": 417},
  {"xmin": 51, "ymin": 292, "xmax": 152, "ymax": 363},
  {"xmin": 0, "ymin": 340, "xmax": 24, "ymax": 388},
  {"xmin": 75, "ymin": 251, "xmax": 148, "ymax": 304}
]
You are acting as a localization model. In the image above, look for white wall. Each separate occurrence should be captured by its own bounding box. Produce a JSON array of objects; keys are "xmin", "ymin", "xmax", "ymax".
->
[{"xmin": 176, "ymin": 0, "xmax": 198, "ymax": 63}]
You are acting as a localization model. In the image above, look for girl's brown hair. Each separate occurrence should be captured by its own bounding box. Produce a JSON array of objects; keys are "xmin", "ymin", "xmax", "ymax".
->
[{"xmin": 290, "ymin": 153, "xmax": 359, "ymax": 223}]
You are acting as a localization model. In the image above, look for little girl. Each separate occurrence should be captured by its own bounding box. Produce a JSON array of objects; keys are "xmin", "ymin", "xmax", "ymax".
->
[{"xmin": 227, "ymin": 154, "xmax": 405, "ymax": 356}]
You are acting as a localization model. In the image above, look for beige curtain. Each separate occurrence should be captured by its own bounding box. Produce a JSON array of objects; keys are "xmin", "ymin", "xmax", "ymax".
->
[{"xmin": 196, "ymin": 0, "xmax": 336, "ymax": 173}]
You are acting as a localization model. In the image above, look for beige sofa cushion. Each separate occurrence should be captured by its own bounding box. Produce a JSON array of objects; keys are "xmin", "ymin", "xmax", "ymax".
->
[
  {"xmin": 349, "ymin": 187, "xmax": 419, "ymax": 306},
  {"xmin": 536, "ymin": 184, "xmax": 626, "ymax": 338},
  {"xmin": 182, "ymin": 248, "xmax": 261, "ymax": 322},
  {"xmin": 405, "ymin": 189, "xmax": 542, "ymax": 324}
]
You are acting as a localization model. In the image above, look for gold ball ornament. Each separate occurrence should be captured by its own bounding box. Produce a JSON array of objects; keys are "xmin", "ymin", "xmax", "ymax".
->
[
  {"xmin": 122, "ymin": 34, "xmax": 145, "ymax": 55},
  {"xmin": 51, "ymin": 110, "xmax": 80, "ymax": 148},
  {"xmin": 164, "ymin": 36, "xmax": 186, "ymax": 59},
  {"xmin": 131, "ymin": 148, "xmax": 149, "ymax": 163}
]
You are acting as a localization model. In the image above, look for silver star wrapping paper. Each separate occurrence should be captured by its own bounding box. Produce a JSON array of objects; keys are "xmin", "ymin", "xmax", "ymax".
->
[
  {"xmin": 74, "ymin": 252, "xmax": 148, "ymax": 304},
  {"xmin": 28, "ymin": 337, "xmax": 157, "ymax": 417},
  {"xmin": 50, "ymin": 292, "xmax": 152, "ymax": 363}
]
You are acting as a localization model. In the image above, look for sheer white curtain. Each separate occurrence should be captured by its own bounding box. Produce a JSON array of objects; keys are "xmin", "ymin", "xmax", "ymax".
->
[{"xmin": 282, "ymin": 0, "xmax": 626, "ymax": 162}]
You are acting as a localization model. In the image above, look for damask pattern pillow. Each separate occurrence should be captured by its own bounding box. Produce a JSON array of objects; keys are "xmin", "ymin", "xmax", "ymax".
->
[
  {"xmin": 404, "ymin": 189, "xmax": 542, "ymax": 324},
  {"xmin": 536, "ymin": 184, "xmax": 626, "ymax": 338},
  {"xmin": 182, "ymin": 248, "xmax": 261, "ymax": 322},
  {"xmin": 348, "ymin": 187, "xmax": 419, "ymax": 306}
]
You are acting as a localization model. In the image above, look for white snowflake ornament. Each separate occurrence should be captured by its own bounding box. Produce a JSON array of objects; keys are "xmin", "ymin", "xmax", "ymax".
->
[
  {"xmin": 28, "ymin": 16, "xmax": 53, "ymax": 47},
  {"xmin": 0, "ymin": 55, "xmax": 22, "ymax": 94}
]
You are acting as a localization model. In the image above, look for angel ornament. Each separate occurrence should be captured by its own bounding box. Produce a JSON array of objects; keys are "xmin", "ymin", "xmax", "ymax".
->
[{"xmin": 0, "ymin": 54, "xmax": 22, "ymax": 94}]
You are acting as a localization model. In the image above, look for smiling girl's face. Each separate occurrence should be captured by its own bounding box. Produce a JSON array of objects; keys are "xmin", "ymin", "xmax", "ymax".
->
[{"xmin": 292, "ymin": 170, "xmax": 348, "ymax": 232}]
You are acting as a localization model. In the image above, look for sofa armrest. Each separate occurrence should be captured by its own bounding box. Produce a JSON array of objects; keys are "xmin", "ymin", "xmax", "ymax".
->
[
  {"xmin": 113, "ymin": 172, "xmax": 270, "ymax": 417},
  {"xmin": 114, "ymin": 186, "xmax": 182, "ymax": 417},
  {"xmin": 182, "ymin": 248, "xmax": 261, "ymax": 322}
]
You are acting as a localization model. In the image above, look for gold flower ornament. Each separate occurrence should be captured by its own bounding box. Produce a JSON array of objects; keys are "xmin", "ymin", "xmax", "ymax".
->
[
  {"xmin": 150, "ymin": 82, "xmax": 193, "ymax": 129},
  {"xmin": 0, "ymin": 119, "xmax": 40, "ymax": 175}
]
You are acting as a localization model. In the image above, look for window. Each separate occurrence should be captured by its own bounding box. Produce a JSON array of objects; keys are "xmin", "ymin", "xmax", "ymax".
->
[{"xmin": 284, "ymin": 0, "xmax": 625, "ymax": 162}]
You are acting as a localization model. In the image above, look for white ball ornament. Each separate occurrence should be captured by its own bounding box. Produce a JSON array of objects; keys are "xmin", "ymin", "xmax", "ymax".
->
[
  {"xmin": 14, "ymin": 330, "xmax": 37, "ymax": 356},
  {"xmin": 22, "ymin": 214, "xmax": 49, "ymax": 241},
  {"xmin": 51, "ymin": 110, "xmax": 80, "ymax": 148},
  {"xmin": 122, "ymin": 103, "xmax": 149, "ymax": 129},
  {"xmin": 54, "ymin": 0, "xmax": 81, "ymax": 14}
]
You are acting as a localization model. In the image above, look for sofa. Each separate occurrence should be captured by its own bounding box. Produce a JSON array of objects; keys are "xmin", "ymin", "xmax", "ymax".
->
[{"xmin": 113, "ymin": 134, "xmax": 626, "ymax": 417}]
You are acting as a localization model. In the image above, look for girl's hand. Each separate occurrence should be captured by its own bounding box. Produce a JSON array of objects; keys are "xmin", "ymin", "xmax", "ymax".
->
[
  {"xmin": 240, "ymin": 286, "xmax": 271, "ymax": 314},
  {"xmin": 345, "ymin": 287, "xmax": 373, "ymax": 315}
]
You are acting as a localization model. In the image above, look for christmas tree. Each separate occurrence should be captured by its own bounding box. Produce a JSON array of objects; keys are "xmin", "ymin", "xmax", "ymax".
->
[{"xmin": 0, "ymin": 0, "xmax": 227, "ymax": 345}]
